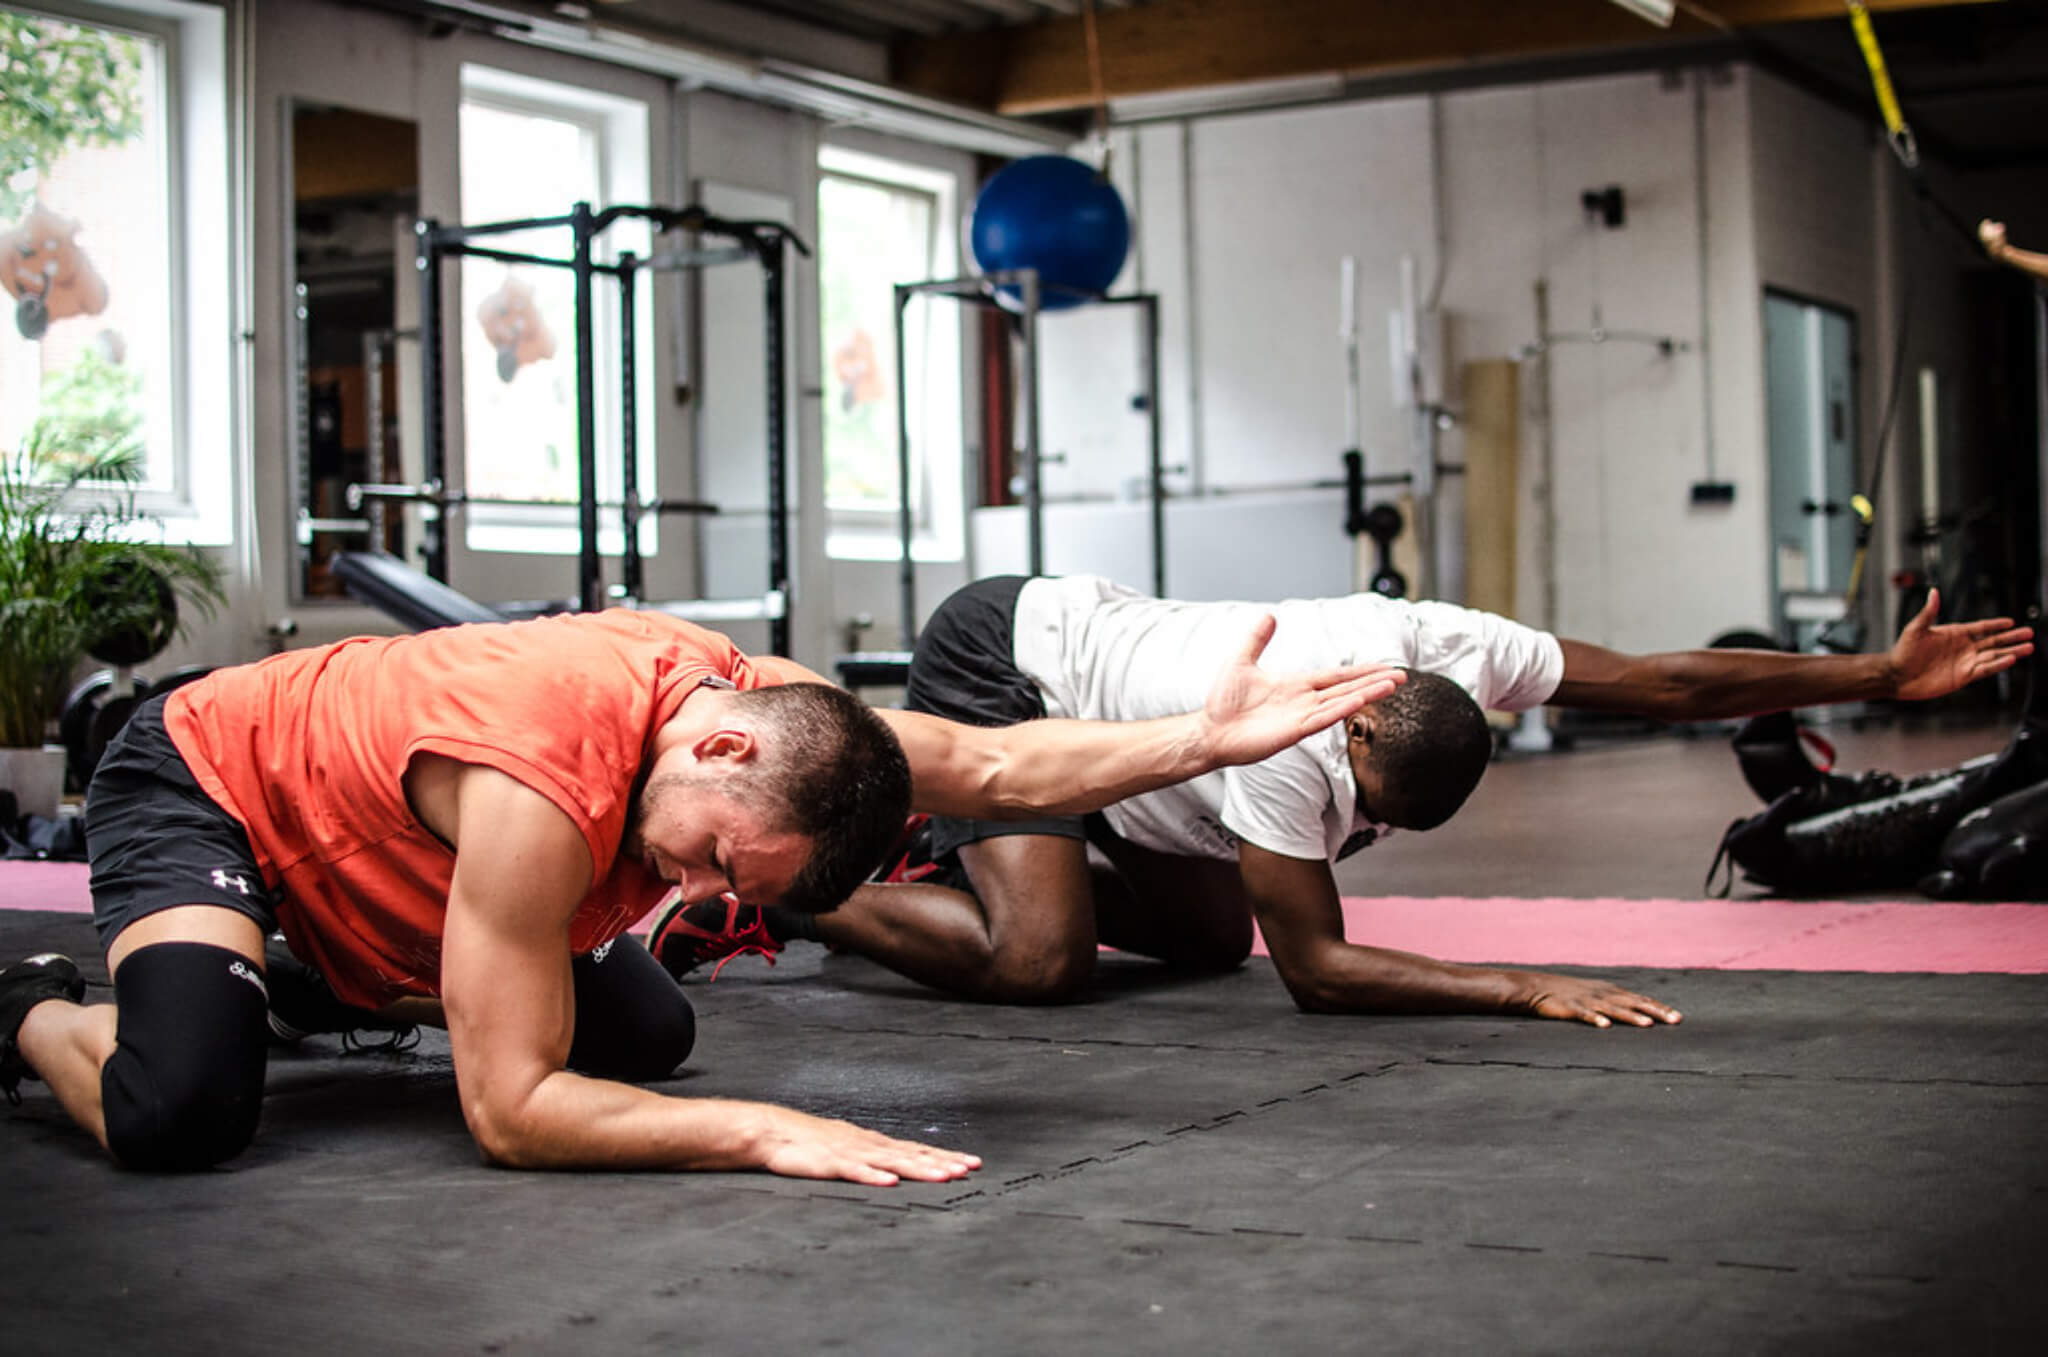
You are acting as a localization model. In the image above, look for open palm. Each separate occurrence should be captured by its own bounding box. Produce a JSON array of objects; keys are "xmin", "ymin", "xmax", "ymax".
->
[{"xmin": 1890, "ymin": 589, "xmax": 2033, "ymax": 702}]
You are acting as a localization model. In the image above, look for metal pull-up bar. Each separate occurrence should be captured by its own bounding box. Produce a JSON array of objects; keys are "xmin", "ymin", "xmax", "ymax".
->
[{"xmin": 410, "ymin": 201, "xmax": 806, "ymax": 650}]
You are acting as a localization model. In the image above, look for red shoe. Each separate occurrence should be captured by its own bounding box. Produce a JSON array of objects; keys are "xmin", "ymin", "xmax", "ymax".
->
[
  {"xmin": 647, "ymin": 893, "xmax": 784, "ymax": 980},
  {"xmin": 872, "ymin": 813, "xmax": 939, "ymax": 885}
]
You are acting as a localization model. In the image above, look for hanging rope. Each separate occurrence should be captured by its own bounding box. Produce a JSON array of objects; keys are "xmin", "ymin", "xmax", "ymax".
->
[
  {"xmin": 1844, "ymin": 2, "xmax": 1979, "ymax": 249},
  {"xmin": 1815, "ymin": 3, "xmax": 1927, "ymax": 647},
  {"xmin": 1081, "ymin": 0, "xmax": 1111, "ymax": 177},
  {"xmin": 1848, "ymin": 2, "xmax": 1917, "ymax": 170}
]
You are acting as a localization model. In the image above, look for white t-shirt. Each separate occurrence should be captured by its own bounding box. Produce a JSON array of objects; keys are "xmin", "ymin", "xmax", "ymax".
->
[{"xmin": 1011, "ymin": 575, "xmax": 1565, "ymax": 863}]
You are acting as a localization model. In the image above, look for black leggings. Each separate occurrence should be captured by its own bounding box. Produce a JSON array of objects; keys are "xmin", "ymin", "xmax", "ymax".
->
[{"xmin": 101, "ymin": 935, "xmax": 695, "ymax": 1172}]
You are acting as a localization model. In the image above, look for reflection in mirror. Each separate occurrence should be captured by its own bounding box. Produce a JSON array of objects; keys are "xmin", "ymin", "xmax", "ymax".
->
[{"xmin": 290, "ymin": 104, "xmax": 419, "ymax": 600}]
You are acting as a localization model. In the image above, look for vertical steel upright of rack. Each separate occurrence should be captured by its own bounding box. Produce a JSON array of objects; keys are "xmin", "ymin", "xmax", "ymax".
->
[
  {"xmin": 412, "ymin": 202, "xmax": 801, "ymax": 653},
  {"xmin": 889, "ymin": 271, "xmax": 1164, "ymax": 650}
]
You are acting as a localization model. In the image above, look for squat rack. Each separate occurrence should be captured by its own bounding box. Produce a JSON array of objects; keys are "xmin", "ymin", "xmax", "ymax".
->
[{"xmin": 359, "ymin": 201, "xmax": 806, "ymax": 652}]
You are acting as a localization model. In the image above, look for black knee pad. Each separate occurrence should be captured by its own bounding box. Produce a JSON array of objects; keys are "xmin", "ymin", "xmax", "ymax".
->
[
  {"xmin": 567, "ymin": 938, "xmax": 697, "ymax": 1082},
  {"xmin": 102, "ymin": 942, "xmax": 269, "ymax": 1171}
]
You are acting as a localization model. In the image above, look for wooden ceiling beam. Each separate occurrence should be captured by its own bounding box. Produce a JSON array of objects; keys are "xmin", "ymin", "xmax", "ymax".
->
[{"xmin": 892, "ymin": 0, "xmax": 2006, "ymax": 115}]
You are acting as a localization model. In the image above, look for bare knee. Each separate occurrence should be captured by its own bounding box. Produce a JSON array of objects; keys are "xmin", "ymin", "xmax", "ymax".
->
[
  {"xmin": 957, "ymin": 835, "xmax": 1097, "ymax": 1003},
  {"xmin": 977, "ymin": 936, "xmax": 1096, "ymax": 1004}
]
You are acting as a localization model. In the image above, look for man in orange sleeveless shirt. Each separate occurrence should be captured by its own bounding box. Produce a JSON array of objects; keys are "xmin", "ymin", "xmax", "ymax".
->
[{"xmin": 0, "ymin": 609, "xmax": 1397, "ymax": 1181}]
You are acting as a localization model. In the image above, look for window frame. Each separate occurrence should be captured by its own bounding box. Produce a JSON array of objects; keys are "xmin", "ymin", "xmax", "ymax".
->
[
  {"xmin": 816, "ymin": 143, "xmax": 965, "ymax": 564},
  {"xmin": 2, "ymin": 0, "xmax": 229, "ymax": 544}
]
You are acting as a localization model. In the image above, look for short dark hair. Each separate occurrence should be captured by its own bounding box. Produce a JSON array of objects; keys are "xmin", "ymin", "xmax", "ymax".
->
[
  {"xmin": 727, "ymin": 683, "xmax": 911, "ymax": 913},
  {"xmin": 1368, "ymin": 669, "xmax": 1493, "ymax": 831}
]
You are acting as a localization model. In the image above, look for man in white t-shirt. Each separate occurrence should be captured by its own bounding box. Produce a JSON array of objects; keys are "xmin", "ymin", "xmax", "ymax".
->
[{"xmin": 652, "ymin": 575, "xmax": 2030, "ymax": 1027}]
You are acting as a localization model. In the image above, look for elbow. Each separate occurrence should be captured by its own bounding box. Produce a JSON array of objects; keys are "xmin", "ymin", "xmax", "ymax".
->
[
  {"xmin": 1289, "ymin": 986, "xmax": 1351, "ymax": 1016},
  {"xmin": 464, "ymin": 1093, "xmax": 547, "ymax": 1170},
  {"xmin": 1274, "ymin": 957, "xmax": 1350, "ymax": 1015}
]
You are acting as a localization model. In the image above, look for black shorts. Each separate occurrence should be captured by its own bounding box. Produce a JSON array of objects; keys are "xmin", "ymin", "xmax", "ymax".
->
[
  {"xmin": 905, "ymin": 575, "xmax": 1087, "ymax": 860},
  {"xmin": 85, "ymin": 694, "xmax": 279, "ymax": 952}
]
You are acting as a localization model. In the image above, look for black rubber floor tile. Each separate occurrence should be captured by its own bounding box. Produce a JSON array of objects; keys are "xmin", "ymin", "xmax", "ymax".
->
[
  {"xmin": 1000, "ymin": 1060, "xmax": 2048, "ymax": 1286},
  {"xmin": 480, "ymin": 1209, "xmax": 2043, "ymax": 1356}
]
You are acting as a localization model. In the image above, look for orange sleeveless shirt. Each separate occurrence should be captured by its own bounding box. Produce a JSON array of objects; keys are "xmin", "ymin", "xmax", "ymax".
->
[{"xmin": 164, "ymin": 610, "xmax": 789, "ymax": 1008}]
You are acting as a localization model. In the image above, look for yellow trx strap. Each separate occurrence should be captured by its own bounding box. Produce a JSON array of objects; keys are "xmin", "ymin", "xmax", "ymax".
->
[
  {"xmin": 1848, "ymin": 2, "xmax": 1918, "ymax": 169},
  {"xmin": 1843, "ymin": 492, "xmax": 1875, "ymax": 609}
]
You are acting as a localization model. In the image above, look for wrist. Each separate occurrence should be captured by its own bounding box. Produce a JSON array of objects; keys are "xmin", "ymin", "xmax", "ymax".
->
[
  {"xmin": 1493, "ymin": 968, "xmax": 1541, "ymax": 1014},
  {"xmin": 708, "ymin": 1100, "xmax": 783, "ymax": 1170},
  {"xmin": 1183, "ymin": 710, "xmax": 1227, "ymax": 776},
  {"xmin": 1874, "ymin": 649, "xmax": 1906, "ymax": 700}
]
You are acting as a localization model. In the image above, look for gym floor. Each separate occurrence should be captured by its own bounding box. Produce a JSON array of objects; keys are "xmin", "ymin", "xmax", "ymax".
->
[{"xmin": 4, "ymin": 716, "xmax": 2045, "ymax": 1355}]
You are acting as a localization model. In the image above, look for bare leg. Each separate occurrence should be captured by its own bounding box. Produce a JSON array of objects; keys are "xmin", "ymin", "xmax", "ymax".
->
[
  {"xmin": 14, "ymin": 904, "xmax": 263, "ymax": 1152},
  {"xmin": 813, "ymin": 833, "xmax": 1099, "ymax": 1002},
  {"xmin": 15, "ymin": 1002, "xmax": 118, "ymax": 1148}
]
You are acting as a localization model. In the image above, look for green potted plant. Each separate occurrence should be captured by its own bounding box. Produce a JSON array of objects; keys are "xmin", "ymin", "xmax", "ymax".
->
[{"xmin": 0, "ymin": 398, "xmax": 223, "ymax": 820}]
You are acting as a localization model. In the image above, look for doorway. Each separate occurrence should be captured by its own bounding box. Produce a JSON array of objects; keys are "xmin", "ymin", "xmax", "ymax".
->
[{"xmin": 1764, "ymin": 291, "xmax": 1859, "ymax": 650}]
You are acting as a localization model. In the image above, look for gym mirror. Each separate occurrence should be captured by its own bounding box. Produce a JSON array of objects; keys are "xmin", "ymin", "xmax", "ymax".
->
[{"xmin": 288, "ymin": 102, "xmax": 419, "ymax": 601}]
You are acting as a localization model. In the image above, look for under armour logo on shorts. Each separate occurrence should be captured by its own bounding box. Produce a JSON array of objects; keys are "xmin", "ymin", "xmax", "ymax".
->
[{"xmin": 211, "ymin": 868, "xmax": 252, "ymax": 895}]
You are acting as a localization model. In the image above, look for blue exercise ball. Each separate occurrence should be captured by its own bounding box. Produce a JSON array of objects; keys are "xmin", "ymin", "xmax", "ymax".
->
[{"xmin": 969, "ymin": 155, "xmax": 1130, "ymax": 312}]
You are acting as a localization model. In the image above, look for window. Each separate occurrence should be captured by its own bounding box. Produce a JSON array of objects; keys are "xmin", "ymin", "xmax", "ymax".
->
[
  {"xmin": 0, "ymin": 0, "xmax": 228, "ymax": 540},
  {"xmin": 456, "ymin": 64, "xmax": 649, "ymax": 555},
  {"xmin": 817, "ymin": 146, "xmax": 963, "ymax": 560}
]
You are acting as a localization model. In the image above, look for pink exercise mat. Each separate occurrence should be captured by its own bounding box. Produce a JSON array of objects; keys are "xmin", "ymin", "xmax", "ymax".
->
[{"xmin": 1245, "ymin": 895, "xmax": 2048, "ymax": 974}]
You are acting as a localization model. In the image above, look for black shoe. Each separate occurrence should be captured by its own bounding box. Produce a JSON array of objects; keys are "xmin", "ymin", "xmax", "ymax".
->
[
  {"xmin": 264, "ymin": 936, "xmax": 418, "ymax": 1053},
  {"xmin": 1, "ymin": 953, "xmax": 85, "ymax": 1106}
]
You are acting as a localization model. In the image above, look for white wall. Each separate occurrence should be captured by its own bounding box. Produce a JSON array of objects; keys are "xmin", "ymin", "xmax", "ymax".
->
[
  {"xmin": 1525, "ymin": 70, "xmax": 1763, "ymax": 651},
  {"xmin": 983, "ymin": 68, "xmax": 1773, "ymax": 653}
]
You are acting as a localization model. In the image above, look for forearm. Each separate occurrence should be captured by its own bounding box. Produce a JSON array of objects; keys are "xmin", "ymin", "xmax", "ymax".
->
[
  {"xmin": 1990, "ymin": 238, "xmax": 2048, "ymax": 284},
  {"xmin": 1556, "ymin": 645, "xmax": 1896, "ymax": 721},
  {"xmin": 1274, "ymin": 940, "xmax": 1527, "ymax": 1016},
  {"xmin": 470, "ymin": 1068, "xmax": 785, "ymax": 1171},
  {"xmin": 991, "ymin": 714, "xmax": 1222, "ymax": 816}
]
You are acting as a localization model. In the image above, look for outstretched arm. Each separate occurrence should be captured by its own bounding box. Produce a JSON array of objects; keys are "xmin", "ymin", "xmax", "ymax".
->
[
  {"xmin": 880, "ymin": 616, "xmax": 1405, "ymax": 819},
  {"xmin": 437, "ymin": 765, "xmax": 979, "ymax": 1182},
  {"xmin": 1241, "ymin": 844, "xmax": 1678, "ymax": 1028},
  {"xmin": 1548, "ymin": 590, "xmax": 2031, "ymax": 722},
  {"xmin": 1981, "ymin": 219, "xmax": 2048, "ymax": 286}
]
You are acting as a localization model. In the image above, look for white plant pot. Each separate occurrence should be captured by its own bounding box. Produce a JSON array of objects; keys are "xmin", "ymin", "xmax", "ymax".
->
[{"xmin": 0, "ymin": 744, "xmax": 67, "ymax": 821}]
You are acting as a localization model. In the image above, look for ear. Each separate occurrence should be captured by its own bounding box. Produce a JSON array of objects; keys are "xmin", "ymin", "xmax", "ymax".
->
[
  {"xmin": 1346, "ymin": 714, "xmax": 1373, "ymax": 749},
  {"xmin": 690, "ymin": 727, "xmax": 759, "ymax": 764}
]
